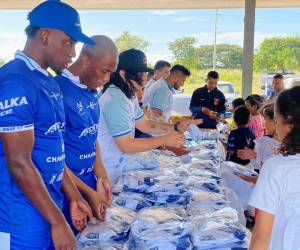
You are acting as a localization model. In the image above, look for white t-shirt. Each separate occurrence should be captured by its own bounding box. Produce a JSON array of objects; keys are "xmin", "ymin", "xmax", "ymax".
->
[
  {"xmin": 97, "ymin": 85, "xmax": 143, "ymax": 184},
  {"xmin": 249, "ymin": 154, "xmax": 300, "ymax": 250},
  {"xmin": 251, "ymin": 136, "xmax": 281, "ymax": 170}
]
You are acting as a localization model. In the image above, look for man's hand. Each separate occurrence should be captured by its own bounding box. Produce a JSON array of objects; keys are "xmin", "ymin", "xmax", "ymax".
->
[
  {"xmin": 70, "ymin": 197, "xmax": 96, "ymax": 232},
  {"xmin": 162, "ymin": 133, "xmax": 185, "ymax": 148},
  {"xmin": 177, "ymin": 119, "xmax": 203, "ymax": 133},
  {"xmin": 237, "ymin": 147, "xmax": 257, "ymax": 160},
  {"xmin": 234, "ymin": 172, "xmax": 258, "ymax": 184},
  {"xmin": 97, "ymin": 177, "xmax": 112, "ymax": 206},
  {"xmin": 86, "ymin": 188, "xmax": 111, "ymax": 221},
  {"xmin": 202, "ymin": 107, "xmax": 211, "ymax": 116},
  {"xmin": 51, "ymin": 220, "xmax": 76, "ymax": 250}
]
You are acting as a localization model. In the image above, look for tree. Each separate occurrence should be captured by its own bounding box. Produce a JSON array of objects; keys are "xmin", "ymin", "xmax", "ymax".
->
[
  {"xmin": 0, "ymin": 59, "xmax": 5, "ymax": 67},
  {"xmin": 198, "ymin": 44, "xmax": 243, "ymax": 69},
  {"xmin": 168, "ymin": 37, "xmax": 243, "ymax": 70},
  {"xmin": 114, "ymin": 31, "xmax": 150, "ymax": 53},
  {"xmin": 168, "ymin": 37, "xmax": 199, "ymax": 70},
  {"xmin": 254, "ymin": 36, "xmax": 300, "ymax": 71}
]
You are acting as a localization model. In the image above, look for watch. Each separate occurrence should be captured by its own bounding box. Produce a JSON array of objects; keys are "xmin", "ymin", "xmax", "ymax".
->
[{"xmin": 174, "ymin": 122, "xmax": 180, "ymax": 132}]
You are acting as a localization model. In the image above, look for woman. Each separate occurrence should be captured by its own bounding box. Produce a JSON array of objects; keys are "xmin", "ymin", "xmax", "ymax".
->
[
  {"xmin": 249, "ymin": 86, "xmax": 300, "ymax": 250},
  {"xmin": 97, "ymin": 49, "xmax": 200, "ymax": 184}
]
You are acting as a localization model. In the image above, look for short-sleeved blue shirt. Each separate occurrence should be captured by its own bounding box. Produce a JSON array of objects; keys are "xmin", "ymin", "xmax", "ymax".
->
[
  {"xmin": 55, "ymin": 69, "xmax": 100, "ymax": 177},
  {"xmin": 0, "ymin": 51, "xmax": 65, "ymax": 233}
]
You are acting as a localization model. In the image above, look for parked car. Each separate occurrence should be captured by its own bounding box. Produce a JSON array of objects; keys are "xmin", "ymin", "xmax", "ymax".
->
[{"xmin": 171, "ymin": 81, "xmax": 237, "ymax": 116}]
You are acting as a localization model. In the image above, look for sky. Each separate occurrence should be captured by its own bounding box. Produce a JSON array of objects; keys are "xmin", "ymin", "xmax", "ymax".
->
[{"xmin": 0, "ymin": 8, "xmax": 299, "ymax": 63}]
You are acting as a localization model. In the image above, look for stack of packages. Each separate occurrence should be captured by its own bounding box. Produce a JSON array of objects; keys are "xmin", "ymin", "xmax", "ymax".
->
[{"xmin": 77, "ymin": 129, "xmax": 251, "ymax": 250}]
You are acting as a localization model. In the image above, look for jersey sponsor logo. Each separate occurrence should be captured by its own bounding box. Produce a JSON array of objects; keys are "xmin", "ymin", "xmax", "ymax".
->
[
  {"xmin": 79, "ymin": 124, "xmax": 99, "ymax": 138},
  {"xmin": 0, "ymin": 109, "xmax": 13, "ymax": 117},
  {"xmin": 45, "ymin": 122, "xmax": 65, "ymax": 135},
  {"xmin": 49, "ymin": 170, "xmax": 65, "ymax": 184},
  {"xmin": 77, "ymin": 101, "xmax": 84, "ymax": 114},
  {"xmin": 46, "ymin": 154, "xmax": 65, "ymax": 163},
  {"xmin": 77, "ymin": 166, "xmax": 94, "ymax": 176},
  {"xmin": 87, "ymin": 101, "xmax": 98, "ymax": 110},
  {"xmin": 49, "ymin": 91, "xmax": 62, "ymax": 100},
  {"xmin": 0, "ymin": 96, "xmax": 28, "ymax": 110},
  {"xmin": 79, "ymin": 151, "xmax": 96, "ymax": 160}
]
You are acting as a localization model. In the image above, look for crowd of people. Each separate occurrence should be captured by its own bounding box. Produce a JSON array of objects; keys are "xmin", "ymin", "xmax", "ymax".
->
[{"xmin": 0, "ymin": 1, "xmax": 300, "ymax": 250}]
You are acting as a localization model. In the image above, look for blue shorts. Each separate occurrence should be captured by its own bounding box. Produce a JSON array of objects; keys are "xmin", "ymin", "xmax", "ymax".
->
[
  {"xmin": 1, "ymin": 227, "xmax": 54, "ymax": 250},
  {"xmin": 62, "ymin": 172, "xmax": 97, "ymax": 235}
]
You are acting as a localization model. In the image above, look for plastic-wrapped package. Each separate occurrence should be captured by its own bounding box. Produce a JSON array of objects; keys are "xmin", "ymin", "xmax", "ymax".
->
[
  {"xmin": 123, "ymin": 152, "xmax": 159, "ymax": 172},
  {"xmin": 187, "ymin": 163, "xmax": 221, "ymax": 178},
  {"xmin": 158, "ymin": 166, "xmax": 190, "ymax": 180},
  {"xmin": 194, "ymin": 140, "xmax": 217, "ymax": 150},
  {"xmin": 184, "ymin": 139, "xmax": 200, "ymax": 151},
  {"xmin": 77, "ymin": 241, "xmax": 129, "ymax": 250},
  {"xmin": 216, "ymin": 123, "xmax": 231, "ymax": 135},
  {"xmin": 133, "ymin": 207, "xmax": 187, "ymax": 223},
  {"xmin": 187, "ymin": 124, "xmax": 202, "ymax": 142},
  {"xmin": 188, "ymin": 202, "xmax": 239, "ymax": 223},
  {"xmin": 130, "ymin": 207, "xmax": 192, "ymax": 250},
  {"xmin": 113, "ymin": 171, "xmax": 159, "ymax": 194},
  {"xmin": 77, "ymin": 206, "xmax": 136, "ymax": 245},
  {"xmin": 189, "ymin": 148, "xmax": 221, "ymax": 163},
  {"xmin": 191, "ymin": 219, "xmax": 249, "ymax": 249},
  {"xmin": 186, "ymin": 159, "xmax": 217, "ymax": 169},
  {"xmin": 200, "ymin": 130, "xmax": 219, "ymax": 141},
  {"xmin": 145, "ymin": 181, "xmax": 192, "ymax": 206},
  {"xmin": 190, "ymin": 189, "xmax": 227, "ymax": 203},
  {"xmin": 113, "ymin": 192, "xmax": 152, "ymax": 211},
  {"xmin": 130, "ymin": 222, "xmax": 193, "ymax": 250},
  {"xmin": 223, "ymin": 161, "xmax": 258, "ymax": 177},
  {"xmin": 185, "ymin": 175, "xmax": 222, "ymax": 189}
]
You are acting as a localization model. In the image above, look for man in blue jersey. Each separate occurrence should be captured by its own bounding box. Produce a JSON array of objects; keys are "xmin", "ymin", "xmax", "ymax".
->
[
  {"xmin": 0, "ymin": 1, "xmax": 95, "ymax": 249},
  {"xmin": 55, "ymin": 35, "xmax": 118, "ymax": 233}
]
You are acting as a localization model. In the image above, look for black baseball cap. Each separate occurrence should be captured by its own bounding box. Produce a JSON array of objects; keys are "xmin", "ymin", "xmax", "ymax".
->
[
  {"xmin": 28, "ymin": 0, "xmax": 95, "ymax": 45},
  {"xmin": 117, "ymin": 49, "xmax": 153, "ymax": 73}
]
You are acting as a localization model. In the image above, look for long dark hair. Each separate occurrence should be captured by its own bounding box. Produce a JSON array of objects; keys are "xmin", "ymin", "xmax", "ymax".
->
[
  {"xmin": 276, "ymin": 86, "xmax": 300, "ymax": 156},
  {"xmin": 102, "ymin": 70, "xmax": 144, "ymax": 99},
  {"xmin": 262, "ymin": 103, "xmax": 274, "ymax": 120}
]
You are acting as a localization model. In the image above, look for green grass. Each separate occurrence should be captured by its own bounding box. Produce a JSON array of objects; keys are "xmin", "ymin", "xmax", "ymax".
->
[{"xmin": 183, "ymin": 69, "xmax": 262, "ymax": 96}]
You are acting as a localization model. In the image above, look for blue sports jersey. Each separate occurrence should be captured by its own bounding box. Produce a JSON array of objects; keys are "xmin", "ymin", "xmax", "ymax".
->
[
  {"xmin": 55, "ymin": 69, "xmax": 100, "ymax": 177},
  {"xmin": 0, "ymin": 51, "xmax": 66, "ymax": 234},
  {"xmin": 56, "ymin": 69, "xmax": 100, "ymax": 235}
]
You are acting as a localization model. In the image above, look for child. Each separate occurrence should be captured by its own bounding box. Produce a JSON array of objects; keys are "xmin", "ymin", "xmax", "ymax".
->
[
  {"xmin": 249, "ymin": 86, "xmax": 300, "ymax": 250},
  {"xmin": 245, "ymin": 95, "xmax": 265, "ymax": 138},
  {"xmin": 226, "ymin": 105, "xmax": 255, "ymax": 165},
  {"xmin": 235, "ymin": 103, "xmax": 281, "ymax": 183},
  {"xmin": 230, "ymin": 98, "xmax": 245, "ymax": 130}
]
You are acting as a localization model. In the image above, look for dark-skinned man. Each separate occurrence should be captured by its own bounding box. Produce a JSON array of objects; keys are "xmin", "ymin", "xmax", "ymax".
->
[
  {"xmin": 55, "ymin": 35, "xmax": 118, "ymax": 233},
  {"xmin": 0, "ymin": 1, "xmax": 95, "ymax": 249}
]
